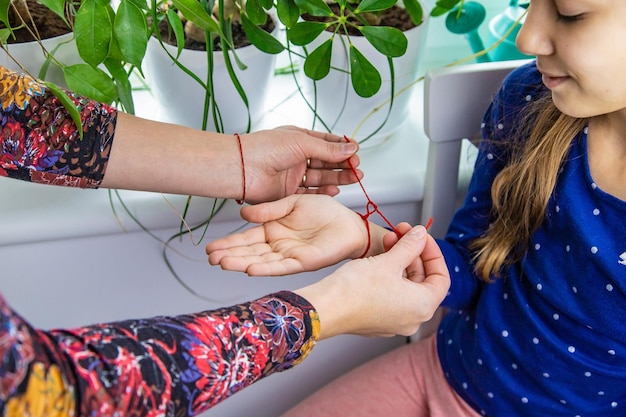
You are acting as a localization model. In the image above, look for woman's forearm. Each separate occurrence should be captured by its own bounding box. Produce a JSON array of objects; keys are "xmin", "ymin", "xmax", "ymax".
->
[
  {"xmin": 101, "ymin": 112, "xmax": 243, "ymax": 198},
  {"xmin": 1, "ymin": 291, "xmax": 318, "ymax": 416},
  {"xmin": 0, "ymin": 64, "xmax": 360, "ymax": 201},
  {"xmin": 102, "ymin": 114, "xmax": 361, "ymax": 203}
]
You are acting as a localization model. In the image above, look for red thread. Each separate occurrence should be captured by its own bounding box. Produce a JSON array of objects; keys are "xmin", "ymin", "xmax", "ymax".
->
[
  {"xmin": 343, "ymin": 135, "xmax": 433, "ymax": 258},
  {"xmin": 358, "ymin": 213, "xmax": 372, "ymax": 259},
  {"xmin": 344, "ymin": 135, "xmax": 399, "ymax": 257},
  {"xmin": 235, "ymin": 133, "xmax": 246, "ymax": 205}
]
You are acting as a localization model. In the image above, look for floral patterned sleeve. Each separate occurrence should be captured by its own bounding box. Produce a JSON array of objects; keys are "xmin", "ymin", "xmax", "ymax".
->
[
  {"xmin": 0, "ymin": 66, "xmax": 321, "ymax": 415},
  {"xmin": 0, "ymin": 291, "xmax": 319, "ymax": 416},
  {"xmin": 0, "ymin": 65, "xmax": 116, "ymax": 188}
]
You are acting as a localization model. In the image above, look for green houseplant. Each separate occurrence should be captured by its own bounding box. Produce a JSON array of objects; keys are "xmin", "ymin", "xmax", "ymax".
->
[
  {"xmin": 284, "ymin": 0, "xmax": 427, "ymax": 145},
  {"xmin": 0, "ymin": 0, "xmax": 282, "ymax": 120},
  {"xmin": 139, "ymin": 0, "xmax": 470, "ymax": 141},
  {"xmin": 0, "ymin": 0, "xmax": 472, "ymax": 136},
  {"xmin": 141, "ymin": 0, "xmax": 284, "ymax": 133},
  {"xmin": 271, "ymin": 0, "xmax": 470, "ymax": 145},
  {"xmin": 0, "ymin": 0, "xmax": 501, "ymax": 124},
  {"xmin": 0, "ymin": 0, "xmax": 149, "ymax": 114},
  {"xmin": 273, "ymin": 0, "xmax": 522, "ymax": 145}
]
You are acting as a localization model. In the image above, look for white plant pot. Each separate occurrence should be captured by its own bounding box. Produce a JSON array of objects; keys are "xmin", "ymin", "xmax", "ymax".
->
[
  {"xmin": 300, "ymin": 17, "xmax": 429, "ymax": 148},
  {"xmin": 143, "ymin": 28, "xmax": 279, "ymax": 134},
  {"xmin": 0, "ymin": 32, "xmax": 80, "ymax": 87}
]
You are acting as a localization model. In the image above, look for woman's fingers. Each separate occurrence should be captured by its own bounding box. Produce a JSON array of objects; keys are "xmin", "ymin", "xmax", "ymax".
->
[
  {"xmin": 382, "ymin": 222, "xmax": 413, "ymax": 252},
  {"xmin": 407, "ymin": 234, "xmax": 450, "ymax": 303},
  {"xmin": 300, "ymin": 165, "xmax": 363, "ymax": 188},
  {"xmin": 238, "ymin": 196, "xmax": 297, "ymax": 223}
]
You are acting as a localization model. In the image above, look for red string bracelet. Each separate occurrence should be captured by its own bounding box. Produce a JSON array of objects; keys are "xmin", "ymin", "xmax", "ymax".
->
[
  {"xmin": 235, "ymin": 133, "xmax": 246, "ymax": 205},
  {"xmin": 343, "ymin": 135, "xmax": 432, "ymax": 258}
]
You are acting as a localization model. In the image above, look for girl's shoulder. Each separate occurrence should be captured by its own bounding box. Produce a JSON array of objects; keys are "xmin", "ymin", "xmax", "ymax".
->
[
  {"xmin": 483, "ymin": 61, "xmax": 545, "ymax": 135},
  {"xmin": 497, "ymin": 60, "xmax": 545, "ymax": 108}
]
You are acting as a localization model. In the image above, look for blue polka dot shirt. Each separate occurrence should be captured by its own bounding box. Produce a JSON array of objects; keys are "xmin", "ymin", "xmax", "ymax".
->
[{"xmin": 436, "ymin": 61, "xmax": 626, "ymax": 416}]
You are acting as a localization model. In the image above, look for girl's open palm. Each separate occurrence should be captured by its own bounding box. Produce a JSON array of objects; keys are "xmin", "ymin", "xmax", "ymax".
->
[{"xmin": 206, "ymin": 195, "xmax": 366, "ymax": 276}]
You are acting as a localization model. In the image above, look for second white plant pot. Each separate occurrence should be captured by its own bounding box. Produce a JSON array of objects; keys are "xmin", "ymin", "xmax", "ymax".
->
[{"xmin": 300, "ymin": 16, "xmax": 430, "ymax": 148}]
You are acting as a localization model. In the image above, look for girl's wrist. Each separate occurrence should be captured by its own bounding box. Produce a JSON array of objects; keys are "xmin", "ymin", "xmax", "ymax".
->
[
  {"xmin": 350, "ymin": 211, "xmax": 371, "ymax": 259},
  {"xmin": 367, "ymin": 224, "xmax": 388, "ymax": 258},
  {"xmin": 350, "ymin": 214, "xmax": 387, "ymax": 259}
]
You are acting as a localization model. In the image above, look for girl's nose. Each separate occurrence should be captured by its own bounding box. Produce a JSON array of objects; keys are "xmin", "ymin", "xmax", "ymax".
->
[{"xmin": 515, "ymin": 3, "xmax": 554, "ymax": 57}]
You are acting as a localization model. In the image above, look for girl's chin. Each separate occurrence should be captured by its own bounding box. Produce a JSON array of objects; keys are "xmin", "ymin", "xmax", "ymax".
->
[{"xmin": 551, "ymin": 93, "xmax": 600, "ymax": 119}]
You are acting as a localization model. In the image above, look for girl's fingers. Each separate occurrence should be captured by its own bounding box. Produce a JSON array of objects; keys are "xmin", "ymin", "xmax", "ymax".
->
[
  {"xmin": 218, "ymin": 252, "xmax": 286, "ymax": 273},
  {"xmin": 382, "ymin": 222, "xmax": 417, "ymax": 252},
  {"xmin": 382, "ymin": 225, "xmax": 428, "ymax": 268},
  {"xmin": 207, "ymin": 242, "xmax": 272, "ymax": 265},
  {"xmin": 205, "ymin": 226, "xmax": 266, "ymax": 254},
  {"xmin": 246, "ymin": 258, "xmax": 306, "ymax": 276}
]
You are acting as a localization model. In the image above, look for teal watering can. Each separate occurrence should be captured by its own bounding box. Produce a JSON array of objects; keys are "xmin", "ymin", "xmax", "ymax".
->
[
  {"xmin": 486, "ymin": 1, "xmax": 533, "ymax": 61},
  {"xmin": 446, "ymin": 1, "xmax": 533, "ymax": 63}
]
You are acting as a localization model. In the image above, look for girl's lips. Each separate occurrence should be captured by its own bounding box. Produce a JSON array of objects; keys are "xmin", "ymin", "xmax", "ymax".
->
[{"xmin": 541, "ymin": 73, "xmax": 569, "ymax": 89}]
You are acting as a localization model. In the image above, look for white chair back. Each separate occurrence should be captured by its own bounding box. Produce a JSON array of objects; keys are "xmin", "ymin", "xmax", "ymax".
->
[
  {"xmin": 421, "ymin": 59, "xmax": 532, "ymax": 238},
  {"xmin": 412, "ymin": 59, "xmax": 532, "ymax": 341}
]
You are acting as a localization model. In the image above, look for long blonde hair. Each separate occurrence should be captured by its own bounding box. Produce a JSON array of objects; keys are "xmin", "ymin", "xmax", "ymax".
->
[{"xmin": 471, "ymin": 92, "xmax": 588, "ymax": 281}]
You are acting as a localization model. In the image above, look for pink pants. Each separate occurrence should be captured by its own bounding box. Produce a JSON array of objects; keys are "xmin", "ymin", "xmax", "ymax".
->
[{"xmin": 282, "ymin": 333, "xmax": 481, "ymax": 417}]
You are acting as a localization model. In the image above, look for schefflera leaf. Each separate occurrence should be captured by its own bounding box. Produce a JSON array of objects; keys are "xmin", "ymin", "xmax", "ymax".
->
[
  {"xmin": 349, "ymin": 45, "xmax": 381, "ymax": 97},
  {"xmin": 303, "ymin": 37, "xmax": 332, "ymax": 80}
]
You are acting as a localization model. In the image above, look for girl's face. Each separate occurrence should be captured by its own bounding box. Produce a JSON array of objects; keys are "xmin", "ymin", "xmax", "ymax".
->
[{"xmin": 516, "ymin": 0, "xmax": 626, "ymax": 118}]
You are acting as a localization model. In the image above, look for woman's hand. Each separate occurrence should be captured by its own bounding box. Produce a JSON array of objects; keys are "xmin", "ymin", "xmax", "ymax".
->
[
  {"xmin": 104, "ymin": 117, "xmax": 360, "ymax": 201},
  {"xmin": 241, "ymin": 126, "xmax": 362, "ymax": 203},
  {"xmin": 295, "ymin": 225, "xmax": 450, "ymax": 339},
  {"xmin": 206, "ymin": 195, "xmax": 375, "ymax": 275}
]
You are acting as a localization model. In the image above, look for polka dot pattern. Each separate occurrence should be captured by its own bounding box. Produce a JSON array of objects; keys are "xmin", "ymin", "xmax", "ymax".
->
[{"xmin": 438, "ymin": 61, "xmax": 626, "ymax": 416}]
